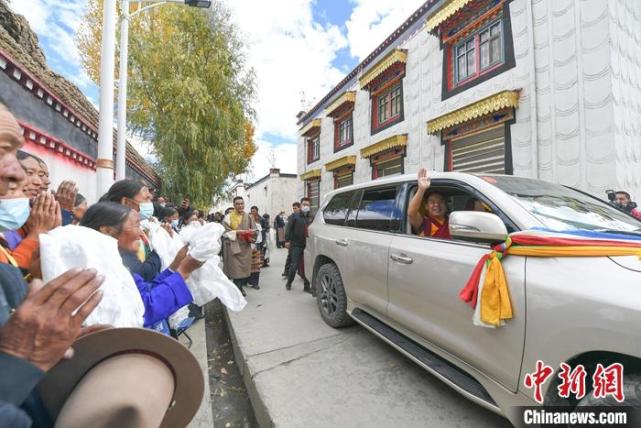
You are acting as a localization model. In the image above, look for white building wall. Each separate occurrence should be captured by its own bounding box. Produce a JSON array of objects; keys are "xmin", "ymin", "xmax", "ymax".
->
[
  {"xmin": 609, "ymin": 0, "xmax": 641, "ymax": 201},
  {"xmin": 221, "ymin": 172, "xmax": 297, "ymax": 218},
  {"xmin": 298, "ymin": 0, "xmax": 636, "ymax": 204}
]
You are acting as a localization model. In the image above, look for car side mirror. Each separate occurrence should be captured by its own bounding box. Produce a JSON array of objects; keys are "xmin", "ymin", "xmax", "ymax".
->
[{"xmin": 449, "ymin": 211, "xmax": 508, "ymax": 244}]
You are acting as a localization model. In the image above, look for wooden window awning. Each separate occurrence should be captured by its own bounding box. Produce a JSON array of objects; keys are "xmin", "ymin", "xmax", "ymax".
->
[
  {"xmin": 359, "ymin": 49, "xmax": 408, "ymax": 90},
  {"xmin": 426, "ymin": 90, "xmax": 520, "ymax": 134},
  {"xmin": 300, "ymin": 119, "xmax": 321, "ymax": 137},
  {"xmin": 425, "ymin": 0, "xmax": 475, "ymax": 33},
  {"xmin": 325, "ymin": 91, "xmax": 356, "ymax": 118},
  {"xmin": 360, "ymin": 134, "xmax": 408, "ymax": 159},
  {"xmin": 325, "ymin": 155, "xmax": 357, "ymax": 172},
  {"xmin": 300, "ymin": 169, "xmax": 322, "ymax": 181}
]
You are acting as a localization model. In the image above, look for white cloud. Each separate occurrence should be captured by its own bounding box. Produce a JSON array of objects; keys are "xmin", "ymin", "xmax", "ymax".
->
[
  {"xmin": 345, "ymin": 0, "xmax": 426, "ymax": 61},
  {"xmin": 222, "ymin": 0, "xmax": 347, "ymax": 142},
  {"xmin": 8, "ymin": 0, "xmax": 91, "ymax": 88},
  {"xmin": 247, "ymin": 140, "xmax": 297, "ymax": 181}
]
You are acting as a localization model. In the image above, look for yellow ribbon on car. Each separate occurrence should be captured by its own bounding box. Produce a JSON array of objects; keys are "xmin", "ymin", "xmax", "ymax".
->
[
  {"xmin": 479, "ymin": 251, "xmax": 512, "ymax": 326},
  {"xmin": 461, "ymin": 232, "xmax": 641, "ymax": 327}
]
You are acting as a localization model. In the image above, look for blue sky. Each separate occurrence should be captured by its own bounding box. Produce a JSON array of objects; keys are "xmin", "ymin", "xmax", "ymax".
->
[{"xmin": 10, "ymin": 0, "xmax": 427, "ymax": 177}]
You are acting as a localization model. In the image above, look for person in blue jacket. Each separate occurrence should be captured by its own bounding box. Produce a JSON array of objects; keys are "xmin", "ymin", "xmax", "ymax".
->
[{"xmin": 80, "ymin": 202, "xmax": 203, "ymax": 328}]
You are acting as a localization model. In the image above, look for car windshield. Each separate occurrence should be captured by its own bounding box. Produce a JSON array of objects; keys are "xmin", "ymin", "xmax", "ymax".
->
[{"xmin": 480, "ymin": 175, "xmax": 641, "ymax": 232}]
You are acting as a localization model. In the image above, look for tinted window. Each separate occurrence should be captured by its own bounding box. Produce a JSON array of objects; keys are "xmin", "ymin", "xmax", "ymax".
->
[
  {"xmin": 323, "ymin": 192, "xmax": 353, "ymax": 226},
  {"xmin": 355, "ymin": 187, "xmax": 400, "ymax": 231},
  {"xmin": 485, "ymin": 175, "xmax": 641, "ymax": 232}
]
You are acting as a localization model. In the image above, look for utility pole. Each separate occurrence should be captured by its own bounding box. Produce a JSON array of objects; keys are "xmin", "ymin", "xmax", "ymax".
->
[{"xmin": 96, "ymin": 0, "xmax": 118, "ymax": 195}]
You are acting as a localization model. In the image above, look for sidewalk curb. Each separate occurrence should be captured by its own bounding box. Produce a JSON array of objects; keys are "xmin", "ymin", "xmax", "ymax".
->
[
  {"xmin": 186, "ymin": 318, "xmax": 214, "ymax": 428},
  {"xmin": 224, "ymin": 307, "xmax": 274, "ymax": 428}
]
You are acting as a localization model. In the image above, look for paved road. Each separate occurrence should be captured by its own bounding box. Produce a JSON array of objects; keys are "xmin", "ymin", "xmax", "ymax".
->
[{"xmin": 227, "ymin": 247, "xmax": 512, "ymax": 427}]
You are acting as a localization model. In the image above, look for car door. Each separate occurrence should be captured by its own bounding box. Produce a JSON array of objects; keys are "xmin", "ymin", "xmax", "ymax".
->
[
  {"xmin": 339, "ymin": 185, "xmax": 402, "ymax": 319},
  {"xmin": 386, "ymin": 181, "xmax": 525, "ymax": 392}
]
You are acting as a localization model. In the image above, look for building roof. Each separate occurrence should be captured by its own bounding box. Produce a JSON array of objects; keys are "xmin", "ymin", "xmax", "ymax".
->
[
  {"xmin": 0, "ymin": 1, "xmax": 160, "ymax": 187},
  {"xmin": 297, "ymin": 0, "xmax": 440, "ymax": 127},
  {"xmin": 246, "ymin": 170, "xmax": 297, "ymax": 190}
]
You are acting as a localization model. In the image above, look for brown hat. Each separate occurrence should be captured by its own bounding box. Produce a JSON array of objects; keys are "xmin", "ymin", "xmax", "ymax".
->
[
  {"xmin": 0, "ymin": 105, "xmax": 23, "ymax": 146},
  {"xmin": 38, "ymin": 328, "xmax": 204, "ymax": 428}
]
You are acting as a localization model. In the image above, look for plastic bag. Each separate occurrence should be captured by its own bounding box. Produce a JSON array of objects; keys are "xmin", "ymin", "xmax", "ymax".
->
[{"xmin": 39, "ymin": 225, "xmax": 145, "ymax": 328}]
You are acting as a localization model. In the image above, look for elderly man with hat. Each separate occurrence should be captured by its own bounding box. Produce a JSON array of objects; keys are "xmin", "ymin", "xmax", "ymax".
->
[{"xmin": 0, "ymin": 105, "xmax": 204, "ymax": 427}]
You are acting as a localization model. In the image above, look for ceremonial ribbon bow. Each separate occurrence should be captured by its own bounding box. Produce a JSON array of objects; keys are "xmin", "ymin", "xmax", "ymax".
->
[{"xmin": 459, "ymin": 230, "xmax": 641, "ymax": 327}]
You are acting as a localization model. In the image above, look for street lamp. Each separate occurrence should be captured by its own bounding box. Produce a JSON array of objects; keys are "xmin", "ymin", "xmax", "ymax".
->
[{"xmin": 110, "ymin": 0, "xmax": 211, "ymax": 185}]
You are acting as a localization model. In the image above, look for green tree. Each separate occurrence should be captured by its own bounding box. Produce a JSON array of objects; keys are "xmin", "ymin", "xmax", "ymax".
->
[{"xmin": 77, "ymin": 1, "xmax": 256, "ymax": 206}]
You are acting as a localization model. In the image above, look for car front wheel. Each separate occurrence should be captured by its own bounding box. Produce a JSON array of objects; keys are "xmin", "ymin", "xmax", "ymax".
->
[{"xmin": 315, "ymin": 263, "xmax": 354, "ymax": 328}]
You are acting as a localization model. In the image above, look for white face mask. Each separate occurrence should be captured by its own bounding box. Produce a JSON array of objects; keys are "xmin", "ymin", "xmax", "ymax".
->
[
  {"xmin": 0, "ymin": 198, "xmax": 30, "ymax": 231},
  {"xmin": 301, "ymin": 206, "xmax": 310, "ymax": 214},
  {"xmin": 139, "ymin": 202, "xmax": 154, "ymax": 220}
]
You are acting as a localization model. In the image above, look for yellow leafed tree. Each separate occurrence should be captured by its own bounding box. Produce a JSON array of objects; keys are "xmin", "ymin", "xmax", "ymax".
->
[{"xmin": 77, "ymin": 0, "xmax": 256, "ymax": 206}]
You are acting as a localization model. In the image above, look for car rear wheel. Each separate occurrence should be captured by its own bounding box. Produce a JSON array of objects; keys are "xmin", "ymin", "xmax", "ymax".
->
[
  {"xmin": 576, "ymin": 373, "xmax": 641, "ymax": 407},
  {"xmin": 315, "ymin": 263, "xmax": 354, "ymax": 328}
]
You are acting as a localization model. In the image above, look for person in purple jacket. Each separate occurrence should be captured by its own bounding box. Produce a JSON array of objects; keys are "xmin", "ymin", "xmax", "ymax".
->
[{"xmin": 80, "ymin": 202, "xmax": 203, "ymax": 327}]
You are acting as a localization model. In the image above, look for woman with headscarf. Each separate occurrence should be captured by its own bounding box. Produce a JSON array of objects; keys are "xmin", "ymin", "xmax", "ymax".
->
[
  {"xmin": 100, "ymin": 179, "xmax": 162, "ymax": 281},
  {"xmin": 80, "ymin": 202, "xmax": 203, "ymax": 328}
]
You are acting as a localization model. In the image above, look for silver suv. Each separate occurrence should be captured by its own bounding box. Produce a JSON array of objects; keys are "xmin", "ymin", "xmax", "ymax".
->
[{"xmin": 305, "ymin": 172, "xmax": 641, "ymax": 424}]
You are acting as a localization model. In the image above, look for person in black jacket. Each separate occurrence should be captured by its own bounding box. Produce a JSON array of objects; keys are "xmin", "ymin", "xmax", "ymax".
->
[
  {"xmin": 281, "ymin": 202, "xmax": 300, "ymax": 277},
  {"xmin": 284, "ymin": 198, "xmax": 313, "ymax": 293}
]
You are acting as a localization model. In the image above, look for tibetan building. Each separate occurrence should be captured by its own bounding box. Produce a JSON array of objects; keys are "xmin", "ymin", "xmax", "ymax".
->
[
  {"xmin": 0, "ymin": 2, "xmax": 159, "ymax": 202},
  {"xmin": 297, "ymin": 0, "xmax": 641, "ymax": 211}
]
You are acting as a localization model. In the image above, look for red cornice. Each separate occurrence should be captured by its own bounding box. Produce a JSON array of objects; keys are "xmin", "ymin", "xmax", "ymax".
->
[
  {"xmin": 0, "ymin": 47, "xmax": 160, "ymax": 186},
  {"xmin": 19, "ymin": 121, "xmax": 96, "ymax": 170}
]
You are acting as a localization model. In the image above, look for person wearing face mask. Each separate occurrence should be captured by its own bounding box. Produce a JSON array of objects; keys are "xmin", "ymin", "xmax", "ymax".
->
[
  {"xmin": 162, "ymin": 207, "xmax": 180, "ymax": 232},
  {"xmin": 284, "ymin": 198, "xmax": 312, "ymax": 293},
  {"xmin": 100, "ymin": 180, "xmax": 160, "ymax": 281},
  {"xmin": 0, "ymin": 121, "xmax": 60, "ymax": 273},
  {"xmin": 80, "ymin": 202, "xmax": 203, "ymax": 328}
]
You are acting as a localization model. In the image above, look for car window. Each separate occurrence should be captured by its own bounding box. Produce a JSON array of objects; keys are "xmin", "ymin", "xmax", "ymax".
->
[
  {"xmin": 323, "ymin": 191, "xmax": 354, "ymax": 226},
  {"xmin": 355, "ymin": 187, "xmax": 401, "ymax": 232},
  {"xmin": 406, "ymin": 183, "xmax": 517, "ymax": 239},
  {"xmin": 483, "ymin": 175, "xmax": 641, "ymax": 232}
]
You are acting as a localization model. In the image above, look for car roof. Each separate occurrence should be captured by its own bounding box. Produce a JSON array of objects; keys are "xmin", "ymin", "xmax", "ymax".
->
[{"xmin": 322, "ymin": 171, "xmax": 506, "ymax": 198}]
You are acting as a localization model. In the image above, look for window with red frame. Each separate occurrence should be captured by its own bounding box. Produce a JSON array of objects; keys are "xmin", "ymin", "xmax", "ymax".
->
[
  {"xmin": 372, "ymin": 82, "xmax": 403, "ymax": 133},
  {"xmin": 454, "ymin": 20, "xmax": 504, "ymax": 86},
  {"xmin": 373, "ymin": 156, "xmax": 403, "ymax": 179},
  {"xmin": 307, "ymin": 134, "xmax": 320, "ymax": 164},
  {"xmin": 334, "ymin": 115, "xmax": 353, "ymax": 151}
]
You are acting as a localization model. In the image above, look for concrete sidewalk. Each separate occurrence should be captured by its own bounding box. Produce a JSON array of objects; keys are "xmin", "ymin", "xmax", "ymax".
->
[{"xmin": 226, "ymin": 248, "xmax": 510, "ymax": 427}]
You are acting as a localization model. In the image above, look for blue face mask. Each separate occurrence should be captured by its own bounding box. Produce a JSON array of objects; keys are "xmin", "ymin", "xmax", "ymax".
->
[
  {"xmin": 0, "ymin": 198, "xmax": 30, "ymax": 231},
  {"xmin": 139, "ymin": 202, "xmax": 154, "ymax": 220},
  {"xmin": 171, "ymin": 219, "xmax": 179, "ymax": 228}
]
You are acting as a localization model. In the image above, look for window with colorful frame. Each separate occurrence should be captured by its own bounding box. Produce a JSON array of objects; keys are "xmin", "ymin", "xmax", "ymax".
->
[
  {"xmin": 442, "ymin": 109, "xmax": 515, "ymax": 174},
  {"xmin": 307, "ymin": 134, "xmax": 320, "ymax": 164},
  {"xmin": 371, "ymin": 81, "xmax": 404, "ymax": 134},
  {"xmin": 333, "ymin": 166, "xmax": 354, "ymax": 189},
  {"xmin": 334, "ymin": 113, "xmax": 353, "ymax": 152},
  {"xmin": 306, "ymin": 179, "xmax": 321, "ymax": 212},
  {"xmin": 370, "ymin": 148, "xmax": 405, "ymax": 179},
  {"xmin": 437, "ymin": 0, "xmax": 515, "ymax": 100}
]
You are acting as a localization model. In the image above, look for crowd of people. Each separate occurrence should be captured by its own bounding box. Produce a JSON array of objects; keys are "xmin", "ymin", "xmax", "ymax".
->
[
  {"xmin": 206, "ymin": 195, "xmax": 313, "ymax": 297},
  {"xmin": 0, "ymin": 104, "xmax": 244, "ymax": 425}
]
